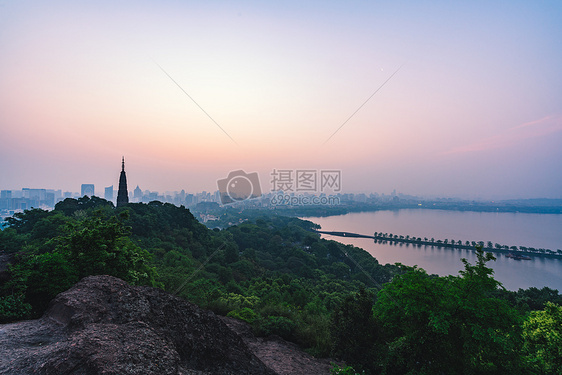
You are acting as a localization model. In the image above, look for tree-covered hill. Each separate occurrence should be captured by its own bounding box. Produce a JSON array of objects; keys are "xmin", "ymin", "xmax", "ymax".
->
[{"xmin": 1, "ymin": 197, "xmax": 561, "ymax": 374}]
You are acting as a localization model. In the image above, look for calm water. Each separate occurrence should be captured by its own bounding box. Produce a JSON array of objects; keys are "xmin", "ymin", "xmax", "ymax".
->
[{"xmin": 305, "ymin": 209, "xmax": 562, "ymax": 291}]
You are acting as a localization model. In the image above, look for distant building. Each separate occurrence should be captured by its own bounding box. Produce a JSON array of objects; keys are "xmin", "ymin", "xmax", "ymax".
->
[
  {"xmin": 134, "ymin": 185, "xmax": 142, "ymax": 202},
  {"xmin": 81, "ymin": 184, "xmax": 95, "ymax": 197},
  {"xmin": 105, "ymin": 185, "xmax": 114, "ymax": 202},
  {"xmin": 19, "ymin": 188, "xmax": 54, "ymax": 208},
  {"xmin": 0, "ymin": 190, "xmax": 11, "ymax": 200},
  {"xmin": 116, "ymin": 157, "xmax": 129, "ymax": 208},
  {"xmin": 0, "ymin": 190, "xmax": 12, "ymax": 210},
  {"xmin": 23, "ymin": 188, "xmax": 44, "ymax": 207},
  {"xmin": 185, "ymin": 194, "xmax": 194, "ymax": 206},
  {"xmin": 44, "ymin": 191, "xmax": 55, "ymax": 207},
  {"xmin": 354, "ymin": 193, "xmax": 367, "ymax": 203},
  {"xmin": 23, "ymin": 188, "xmax": 46, "ymax": 200},
  {"xmin": 53, "ymin": 189, "xmax": 63, "ymax": 203}
]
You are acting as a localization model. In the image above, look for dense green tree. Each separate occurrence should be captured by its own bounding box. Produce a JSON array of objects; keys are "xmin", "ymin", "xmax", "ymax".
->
[
  {"xmin": 522, "ymin": 302, "xmax": 562, "ymax": 374},
  {"xmin": 58, "ymin": 214, "xmax": 158, "ymax": 286},
  {"xmin": 0, "ymin": 227, "xmax": 27, "ymax": 253},
  {"xmin": 54, "ymin": 196, "xmax": 114, "ymax": 216},
  {"xmin": 5, "ymin": 208, "xmax": 52, "ymax": 233},
  {"xmin": 495, "ymin": 286, "xmax": 562, "ymax": 312},
  {"xmin": 29, "ymin": 212, "xmax": 70, "ymax": 244},
  {"xmin": 0, "ymin": 293, "xmax": 31, "ymax": 323},
  {"xmin": 374, "ymin": 249, "xmax": 523, "ymax": 374},
  {"xmin": 3, "ymin": 211, "xmax": 159, "ymax": 317},
  {"xmin": 3, "ymin": 202, "xmax": 561, "ymax": 371},
  {"xmin": 7, "ymin": 251, "xmax": 78, "ymax": 314},
  {"xmin": 331, "ymin": 288, "xmax": 379, "ymax": 373},
  {"xmin": 225, "ymin": 242, "xmax": 240, "ymax": 264}
]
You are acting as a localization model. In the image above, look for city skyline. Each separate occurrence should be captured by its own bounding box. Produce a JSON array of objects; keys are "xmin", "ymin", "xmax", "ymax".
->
[{"xmin": 1, "ymin": 1, "xmax": 561, "ymax": 199}]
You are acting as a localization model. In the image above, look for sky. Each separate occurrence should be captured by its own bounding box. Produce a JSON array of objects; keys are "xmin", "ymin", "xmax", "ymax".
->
[{"xmin": 1, "ymin": 0, "xmax": 561, "ymax": 199}]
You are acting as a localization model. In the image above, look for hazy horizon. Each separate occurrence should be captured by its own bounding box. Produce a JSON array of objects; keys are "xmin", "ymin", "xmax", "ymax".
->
[{"xmin": 1, "ymin": 1, "xmax": 561, "ymax": 200}]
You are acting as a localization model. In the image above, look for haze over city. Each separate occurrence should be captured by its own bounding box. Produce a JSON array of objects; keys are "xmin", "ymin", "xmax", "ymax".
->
[{"xmin": 1, "ymin": 0, "xmax": 561, "ymax": 199}]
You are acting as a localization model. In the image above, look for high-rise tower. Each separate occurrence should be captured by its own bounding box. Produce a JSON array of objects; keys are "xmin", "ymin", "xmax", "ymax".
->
[
  {"xmin": 116, "ymin": 157, "xmax": 129, "ymax": 208},
  {"xmin": 81, "ymin": 184, "xmax": 95, "ymax": 197},
  {"xmin": 104, "ymin": 185, "xmax": 114, "ymax": 202}
]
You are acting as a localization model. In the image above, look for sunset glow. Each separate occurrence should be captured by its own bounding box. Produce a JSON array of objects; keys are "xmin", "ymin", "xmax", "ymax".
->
[{"xmin": 1, "ymin": 0, "xmax": 561, "ymax": 198}]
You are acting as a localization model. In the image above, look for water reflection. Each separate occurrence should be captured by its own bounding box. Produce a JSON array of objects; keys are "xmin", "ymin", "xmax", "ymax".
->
[{"xmin": 306, "ymin": 210, "xmax": 562, "ymax": 291}]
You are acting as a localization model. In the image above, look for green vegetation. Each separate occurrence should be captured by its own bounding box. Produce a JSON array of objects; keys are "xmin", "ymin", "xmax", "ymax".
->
[
  {"xmin": 331, "ymin": 364, "xmax": 365, "ymax": 375},
  {"xmin": 522, "ymin": 301, "xmax": 562, "ymax": 374},
  {"xmin": 374, "ymin": 250, "xmax": 523, "ymax": 374},
  {"xmin": 1, "ymin": 205, "xmax": 159, "ymax": 316},
  {"xmin": 372, "ymin": 231, "xmax": 562, "ymax": 258},
  {"xmin": 1, "ymin": 197, "xmax": 561, "ymax": 373},
  {"xmin": 193, "ymin": 198, "xmax": 562, "ymax": 223}
]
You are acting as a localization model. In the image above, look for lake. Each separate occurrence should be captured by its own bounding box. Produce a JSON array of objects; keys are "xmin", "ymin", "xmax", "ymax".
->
[{"xmin": 304, "ymin": 209, "xmax": 562, "ymax": 291}]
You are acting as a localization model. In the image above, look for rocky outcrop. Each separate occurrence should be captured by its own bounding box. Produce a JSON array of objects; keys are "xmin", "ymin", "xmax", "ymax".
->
[
  {"xmin": 221, "ymin": 316, "xmax": 334, "ymax": 375},
  {"xmin": 0, "ymin": 275, "xmax": 280, "ymax": 374}
]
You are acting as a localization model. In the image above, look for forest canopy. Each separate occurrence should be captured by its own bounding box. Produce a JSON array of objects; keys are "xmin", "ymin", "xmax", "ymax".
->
[{"xmin": 1, "ymin": 196, "xmax": 561, "ymax": 374}]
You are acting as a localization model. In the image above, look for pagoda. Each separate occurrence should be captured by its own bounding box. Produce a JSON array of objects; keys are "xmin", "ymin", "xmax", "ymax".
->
[{"xmin": 116, "ymin": 157, "xmax": 129, "ymax": 208}]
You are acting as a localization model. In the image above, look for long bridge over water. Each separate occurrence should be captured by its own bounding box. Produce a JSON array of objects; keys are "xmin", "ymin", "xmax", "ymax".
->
[{"xmin": 313, "ymin": 230, "xmax": 562, "ymax": 260}]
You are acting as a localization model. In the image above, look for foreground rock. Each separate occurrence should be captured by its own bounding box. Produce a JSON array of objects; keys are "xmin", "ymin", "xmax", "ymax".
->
[
  {"xmin": 221, "ymin": 316, "xmax": 333, "ymax": 375},
  {"xmin": 0, "ymin": 275, "xmax": 331, "ymax": 374}
]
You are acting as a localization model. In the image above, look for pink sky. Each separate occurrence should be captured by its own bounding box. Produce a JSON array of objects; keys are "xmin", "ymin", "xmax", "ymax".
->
[{"xmin": 1, "ymin": 1, "xmax": 561, "ymax": 199}]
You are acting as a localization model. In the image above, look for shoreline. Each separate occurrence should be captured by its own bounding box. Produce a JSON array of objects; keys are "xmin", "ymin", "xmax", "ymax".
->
[{"xmin": 314, "ymin": 230, "xmax": 562, "ymax": 260}]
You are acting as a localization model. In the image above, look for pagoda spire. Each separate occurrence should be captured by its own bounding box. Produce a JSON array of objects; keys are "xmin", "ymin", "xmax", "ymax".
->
[{"xmin": 116, "ymin": 157, "xmax": 129, "ymax": 208}]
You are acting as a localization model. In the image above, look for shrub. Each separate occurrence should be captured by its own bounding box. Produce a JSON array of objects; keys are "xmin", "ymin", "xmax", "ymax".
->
[
  {"xmin": 0, "ymin": 294, "xmax": 32, "ymax": 323},
  {"xmin": 254, "ymin": 315, "xmax": 297, "ymax": 340},
  {"xmin": 330, "ymin": 364, "xmax": 365, "ymax": 375},
  {"xmin": 227, "ymin": 307, "xmax": 258, "ymax": 323}
]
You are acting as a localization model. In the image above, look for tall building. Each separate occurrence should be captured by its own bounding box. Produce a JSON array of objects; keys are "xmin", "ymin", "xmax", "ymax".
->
[
  {"xmin": 105, "ymin": 185, "xmax": 114, "ymax": 202},
  {"xmin": 81, "ymin": 184, "xmax": 95, "ymax": 197},
  {"xmin": 116, "ymin": 157, "xmax": 129, "ymax": 207},
  {"xmin": 0, "ymin": 190, "xmax": 12, "ymax": 210},
  {"xmin": 133, "ymin": 185, "xmax": 142, "ymax": 202}
]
